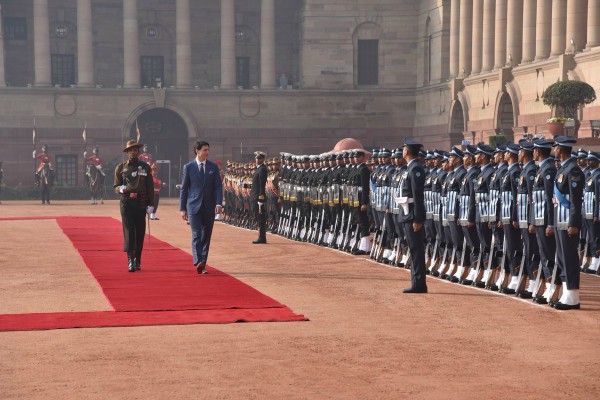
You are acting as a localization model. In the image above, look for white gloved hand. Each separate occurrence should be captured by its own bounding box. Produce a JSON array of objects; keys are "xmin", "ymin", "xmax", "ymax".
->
[
  {"xmin": 258, "ymin": 202, "xmax": 263, "ymax": 207},
  {"xmin": 83, "ymin": 151, "xmax": 88, "ymax": 158},
  {"xmin": 32, "ymin": 150, "xmax": 36, "ymax": 158},
  {"xmin": 147, "ymin": 206, "xmax": 154, "ymax": 214},
  {"xmin": 118, "ymin": 185, "xmax": 127, "ymax": 194}
]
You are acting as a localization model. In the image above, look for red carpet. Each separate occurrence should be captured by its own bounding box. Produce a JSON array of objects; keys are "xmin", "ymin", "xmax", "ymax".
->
[{"xmin": 0, "ymin": 216, "xmax": 307, "ymax": 331}]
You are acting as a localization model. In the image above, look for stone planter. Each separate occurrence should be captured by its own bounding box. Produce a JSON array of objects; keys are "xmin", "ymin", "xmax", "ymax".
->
[{"xmin": 546, "ymin": 122, "xmax": 565, "ymax": 136}]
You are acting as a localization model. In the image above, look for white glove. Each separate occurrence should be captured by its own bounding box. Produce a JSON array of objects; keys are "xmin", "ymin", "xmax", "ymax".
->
[
  {"xmin": 147, "ymin": 206, "xmax": 154, "ymax": 214},
  {"xmin": 83, "ymin": 151, "xmax": 88, "ymax": 157},
  {"xmin": 118, "ymin": 185, "xmax": 127, "ymax": 193},
  {"xmin": 258, "ymin": 202, "xmax": 263, "ymax": 207},
  {"xmin": 32, "ymin": 150, "xmax": 36, "ymax": 158}
]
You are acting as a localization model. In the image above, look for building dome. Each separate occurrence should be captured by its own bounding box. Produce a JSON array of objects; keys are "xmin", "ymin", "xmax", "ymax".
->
[{"xmin": 332, "ymin": 138, "xmax": 364, "ymax": 151}]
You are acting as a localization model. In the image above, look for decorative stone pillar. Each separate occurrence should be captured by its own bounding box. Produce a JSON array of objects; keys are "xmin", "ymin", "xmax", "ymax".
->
[
  {"xmin": 123, "ymin": 0, "xmax": 140, "ymax": 88},
  {"xmin": 565, "ymin": 0, "xmax": 588, "ymax": 53},
  {"xmin": 176, "ymin": 0, "xmax": 192, "ymax": 87},
  {"xmin": 482, "ymin": 0, "xmax": 496, "ymax": 72},
  {"xmin": 260, "ymin": 0, "xmax": 276, "ymax": 88},
  {"xmin": 551, "ymin": 0, "xmax": 567, "ymax": 57},
  {"xmin": 507, "ymin": 0, "xmax": 524, "ymax": 66},
  {"xmin": 494, "ymin": 0, "xmax": 508, "ymax": 68},
  {"xmin": 77, "ymin": 0, "xmax": 94, "ymax": 87},
  {"xmin": 587, "ymin": 0, "xmax": 600, "ymax": 48},
  {"xmin": 220, "ymin": 0, "xmax": 236, "ymax": 89},
  {"xmin": 472, "ymin": 0, "xmax": 484, "ymax": 74},
  {"xmin": 522, "ymin": 0, "xmax": 537, "ymax": 63},
  {"xmin": 459, "ymin": 0, "xmax": 473, "ymax": 76},
  {"xmin": 33, "ymin": 0, "xmax": 51, "ymax": 87},
  {"xmin": 450, "ymin": 0, "xmax": 461, "ymax": 78},
  {"xmin": 535, "ymin": 0, "xmax": 552, "ymax": 60},
  {"xmin": 0, "ymin": 5, "xmax": 6, "ymax": 86}
]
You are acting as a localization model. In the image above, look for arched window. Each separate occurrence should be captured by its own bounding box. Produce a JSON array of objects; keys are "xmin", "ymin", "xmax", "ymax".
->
[{"xmin": 353, "ymin": 22, "xmax": 382, "ymax": 87}]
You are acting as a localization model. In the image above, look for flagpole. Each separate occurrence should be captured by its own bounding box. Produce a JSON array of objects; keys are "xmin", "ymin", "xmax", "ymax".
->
[{"xmin": 32, "ymin": 119, "xmax": 37, "ymax": 178}]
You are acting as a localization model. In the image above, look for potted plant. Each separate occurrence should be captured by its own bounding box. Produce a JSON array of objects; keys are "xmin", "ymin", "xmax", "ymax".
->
[{"xmin": 542, "ymin": 80, "xmax": 596, "ymax": 137}]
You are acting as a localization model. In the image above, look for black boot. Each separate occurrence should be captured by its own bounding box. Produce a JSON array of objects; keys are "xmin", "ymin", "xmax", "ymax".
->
[
  {"xmin": 135, "ymin": 250, "xmax": 142, "ymax": 271},
  {"xmin": 127, "ymin": 252, "xmax": 135, "ymax": 272}
]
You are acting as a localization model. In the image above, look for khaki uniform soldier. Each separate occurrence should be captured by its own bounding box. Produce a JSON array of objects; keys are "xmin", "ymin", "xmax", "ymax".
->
[{"xmin": 114, "ymin": 140, "xmax": 155, "ymax": 272}]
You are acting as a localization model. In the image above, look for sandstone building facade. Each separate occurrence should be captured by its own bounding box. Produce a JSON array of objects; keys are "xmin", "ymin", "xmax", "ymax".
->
[{"xmin": 0, "ymin": 0, "xmax": 599, "ymax": 189}]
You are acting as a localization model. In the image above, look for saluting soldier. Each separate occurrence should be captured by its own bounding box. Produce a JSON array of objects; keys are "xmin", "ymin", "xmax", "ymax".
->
[
  {"xmin": 251, "ymin": 151, "xmax": 268, "ymax": 244},
  {"xmin": 114, "ymin": 140, "xmax": 155, "ymax": 272},
  {"xmin": 552, "ymin": 136, "xmax": 585, "ymax": 310},
  {"xmin": 398, "ymin": 138, "xmax": 427, "ymax": 293},
  {"xmin": 531, "ymin": 139, "xmax": 558, "ymax": 304}
]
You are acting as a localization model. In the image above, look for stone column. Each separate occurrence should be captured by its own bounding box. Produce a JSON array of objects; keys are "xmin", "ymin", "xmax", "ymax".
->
[
  {"xmin": 494, "ymin": 0, "xmax": 508, "ymax": 68},
  {"xmin": 565, "ymin": 0, "xmax": 588, "ymax": 53},
  {"xmin": 551, "ymin": 0, "xmax": 567, "ymax": 57},
  {"xmin": 522, "ymin": 0, "xmax": 537, "ymax": 63},
  {"xmin": 123, "ymin": 0, "xmax": 140, "ymax": 88},
  {"xmin": 507, "ymin": 0, "xmax": 524, "ymax": 66},
  {"xmin": 587, "ymin": 0, "xmax": 600, "ymax": 48},
  {"xmin": 77, "ymin": 0, "xmax": 94, "ymax": 87},
  {"xmin": 459, "ymin": 0, "xmax": 473, "ymax": 76},
  {"xmin": 33, "ymin": 0, "xmax": 51, "ymax": 87},
  {"xmin": 535, "ymin": 0, "xmax": 552, "ymax": 60},
  {"xmin": 450, "ymin": 0, "xmax": 461, "ymax": 78},
  {"xmin": 0, "ymin": 5, "xmax": 6, "ymax": 86},
  {"xmin": 472, "ymin": 0, "xmax": 484, "ymax": 74},
  {"xmin": 260, "ymin": 0, "xmax": 276, "ymax": 88},
  {"xmin": 176, "ymin": 0, "xmax": 192, "ymax": 87},
  {"xmin": 482, "ymin": 0, "xmax": 496, "ymax": 72},
  {"xmin": 221, "ymin": 0, "xmax": 236, "ymax": 89}
]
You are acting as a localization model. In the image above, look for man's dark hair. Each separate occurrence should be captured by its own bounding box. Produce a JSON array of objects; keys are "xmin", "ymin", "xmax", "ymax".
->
[
  {"xmin": 405, "ymin": 146, "xmax": 420, "ymax": 157},
  {"xmin": 537, "ymin": 147, "xmax": 552, "ymax": 158},
  {"xmin": 194, "ymin": 140, "xmax": 210, "ymax": 151}
]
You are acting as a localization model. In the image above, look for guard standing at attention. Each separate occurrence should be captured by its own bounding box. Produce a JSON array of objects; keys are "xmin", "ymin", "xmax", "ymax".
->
[
  {"xmin": 552, "ymin": 136, "xmax": 584, "ymax": 310},
  {"xmin": 251, "ymin": 151, "xmax": 268, "ymax": 244},
  {"xmin": 114, "ymin": 140, "xmax": 155, "ymax": 272},
  {"xmin": 398, "ymin": 137, "xmax": 427, "ymax": 293}
]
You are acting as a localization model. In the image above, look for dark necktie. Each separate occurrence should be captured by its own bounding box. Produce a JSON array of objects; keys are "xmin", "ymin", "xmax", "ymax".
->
[{"xmin": 199, "ymin": 162, "xmax": 205, "ymax": 181}]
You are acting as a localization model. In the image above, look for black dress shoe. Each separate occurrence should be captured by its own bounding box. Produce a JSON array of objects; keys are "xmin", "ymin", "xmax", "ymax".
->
[
  {"xmin": 500, "ymin": 288, "xmax": 516, "ymax": 295},
  {"xmin": 252, "ymin": 238, "xmax": 267, "ymax": 244},
  {"xmin": 554, "ymin": 302, "xmax": 580, "ymax": 310},
  {"xmin": 135, "ymin": 259, "xmax": 141, "ymax": 271},
  {"xmin": 128, "ymin": 262, "xmax": 135, "ymax": 272},
  {"xmin": 403, "ymin": 287, "xmax": 428, "ymax": 294},
  {"xmin": 487, "ymin": 285, "xmax": 499, "ymax": 291},
  {"xmin": 474, "ymin": 281, "xmax": 486, "ymax": 288},
  {"xmin": 533, "ymin": 296, "xmax": 548, "ymax": 304},
  {"xmin": 517, "ymin": 291, "xmax": 532, "ymax": 299},
  {"xmin": 460, "ymin": 279, "xmax": 473, "ymax": 286},
  {"xmin": 351, "ymin": 250, "xmax": 366, "ymax": 255},
  {"xmin": 431, "ymin": 271, "xmax": 440, "ymax": 277}
]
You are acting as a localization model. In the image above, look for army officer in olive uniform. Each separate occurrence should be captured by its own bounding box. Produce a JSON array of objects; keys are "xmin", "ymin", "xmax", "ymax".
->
[{"xmin": 114, "ymin": 140, "xmax": 155, "ymax": 272}]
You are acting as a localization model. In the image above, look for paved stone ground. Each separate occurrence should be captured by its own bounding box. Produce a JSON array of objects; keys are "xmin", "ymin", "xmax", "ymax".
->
[{"xmin": 1, "ymin": 200, "xmax": 599, "ymax": 399}]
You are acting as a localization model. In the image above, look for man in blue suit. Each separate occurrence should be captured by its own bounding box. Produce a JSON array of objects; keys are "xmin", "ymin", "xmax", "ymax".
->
[{"xmin": 180, "ymin": 140, "xmax": 223, "ymax": 274}]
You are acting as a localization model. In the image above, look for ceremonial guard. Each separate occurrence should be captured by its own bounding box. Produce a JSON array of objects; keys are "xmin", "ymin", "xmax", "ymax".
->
[
  {"xmin": 390, "ymin": 149, "xmax": 408, "ymax": 266},
  {"xmin": 429, "ymin": 151, "xmax": 448, "ymax": 275},
  {"xmin": 453, "ymin": 145, "xmax": 480, "ymax": 283},
  {"xmin": 251, "ymin": 151, "xmax": 268, "ymax": 244},
  {"xmin": 515, "ymin": 141, "xmax": 539, "ymax": 298},
  {"xmin": 150, "ymin": 162, "xmax": 162, "ymax": 220},
  {"xmin": 583, "ymin": 151, "xmax": 600, "ymax": 274},
  {"xmin": 443, "ymin": 146, "xmax": 466, "ymax": 280},
  {"xmin": 33, "ymin": 144, "xmax": 54, "ymax": 204},
  {"xmin": 349, "ymin": 150, "xmax": 371, "ymax": 254},
  {"xmin": 398, "ymin": 138, "xmax": 427, "ymax": 293},
  {"xmin": 467, "ymin": 144, "xmax": 494, "ymax": 286},
  {"xmin": 531, "ymin": 139, "xmax": 558, "ymax": 304},
  {"xmin": 114, "ymin": 140, "xmax": 154, "ymax": 272},
  {"xmin": 498, "ymin": 143, "xmax": 522, "ymax": 294},
  {"xmin": 552, "ymin": 136, "xmax": 585, "ymax": 310},
  {"xmin": 266, "ymin": 157, "xmax": 281, "ymax": 232},
  {"xmin": 84, "ymin": 145, "xmax": 106, "ymax": 184},
  {"xmin": 138, "ymin": 144, "xmax": 153, "ymax": 164}
]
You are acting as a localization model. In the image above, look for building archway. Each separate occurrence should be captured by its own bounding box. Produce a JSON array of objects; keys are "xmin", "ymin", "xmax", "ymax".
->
[
  {"xmin": 496, "ymin": 92, "xmax": 515, "ymax": 141},
  {"xmin": 449, "ymin": 100, "xmax": 465, "ymax": 144},
  {"xmin": 128, "ymin": 108, "xmax": 189, "ymax": 196}
]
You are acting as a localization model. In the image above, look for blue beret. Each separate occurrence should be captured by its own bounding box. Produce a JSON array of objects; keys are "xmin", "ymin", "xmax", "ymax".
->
[
  {"xmin": 533, "ymin": 138, "xmax": 554, "ymax": 149},
  {"xmin": 449, "ymin": 146, "xmax": 464, "ymax": 158}
]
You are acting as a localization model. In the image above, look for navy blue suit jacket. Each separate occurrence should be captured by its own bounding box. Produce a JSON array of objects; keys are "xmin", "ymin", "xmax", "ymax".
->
[{"xmin": 179, "ymin": 159, "xmax": 223, "ymax": 215}]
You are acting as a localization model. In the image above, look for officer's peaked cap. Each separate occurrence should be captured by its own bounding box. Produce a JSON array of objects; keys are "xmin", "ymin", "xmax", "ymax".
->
[
  {"xmin": 403, "ymin": 137, "xmax": 422, "ymax": 148},
  {"xmin": 587, "ymin": 151, "xmax": 600, "ymax": 161},
  {"xmin": 449, "ymin": 146, "xmax": 464, "ymax": 158},
  {"xmin": 476, "ymin": 144, "xmax": 494, "ymax": 156},
  {"xmin": 379, "ymin": 148, "xmax": 391, "ymax": 157},
  {"xmin": 553, "ymin": 135, "xmax": 577, "ymax": 148},
  {"xmin": 465, "ymin": 145, "xmax": 477, "ymax": 156},
  {"xmin": 533, "ymin": 138, "xmax": 554, "ymax": 149},
  {"xmin": 520, "ymin": 141, "xmax": 534, "ymax": 152},
  {"xmin": 506, "ymin": 143, "xmax": 520, "ymax": 154},
  {"xmin": 577, "ymin": 148, "xmax": 588, "ymax": 157}
]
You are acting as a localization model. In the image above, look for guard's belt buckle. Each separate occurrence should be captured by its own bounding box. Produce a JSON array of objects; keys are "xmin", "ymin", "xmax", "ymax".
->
[{"xmin": 130, "ymin": 192, "xmax": 138, "ymax": 199}]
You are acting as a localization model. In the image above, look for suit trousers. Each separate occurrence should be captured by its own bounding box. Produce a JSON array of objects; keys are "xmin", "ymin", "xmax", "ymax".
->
[
  {"xmin": 189, "ymin": 207, "xmax": 216, "ymax": 265},
  {"xmin": 253, "ymin": 202, "xmax": 267, "ymax": 240}
]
